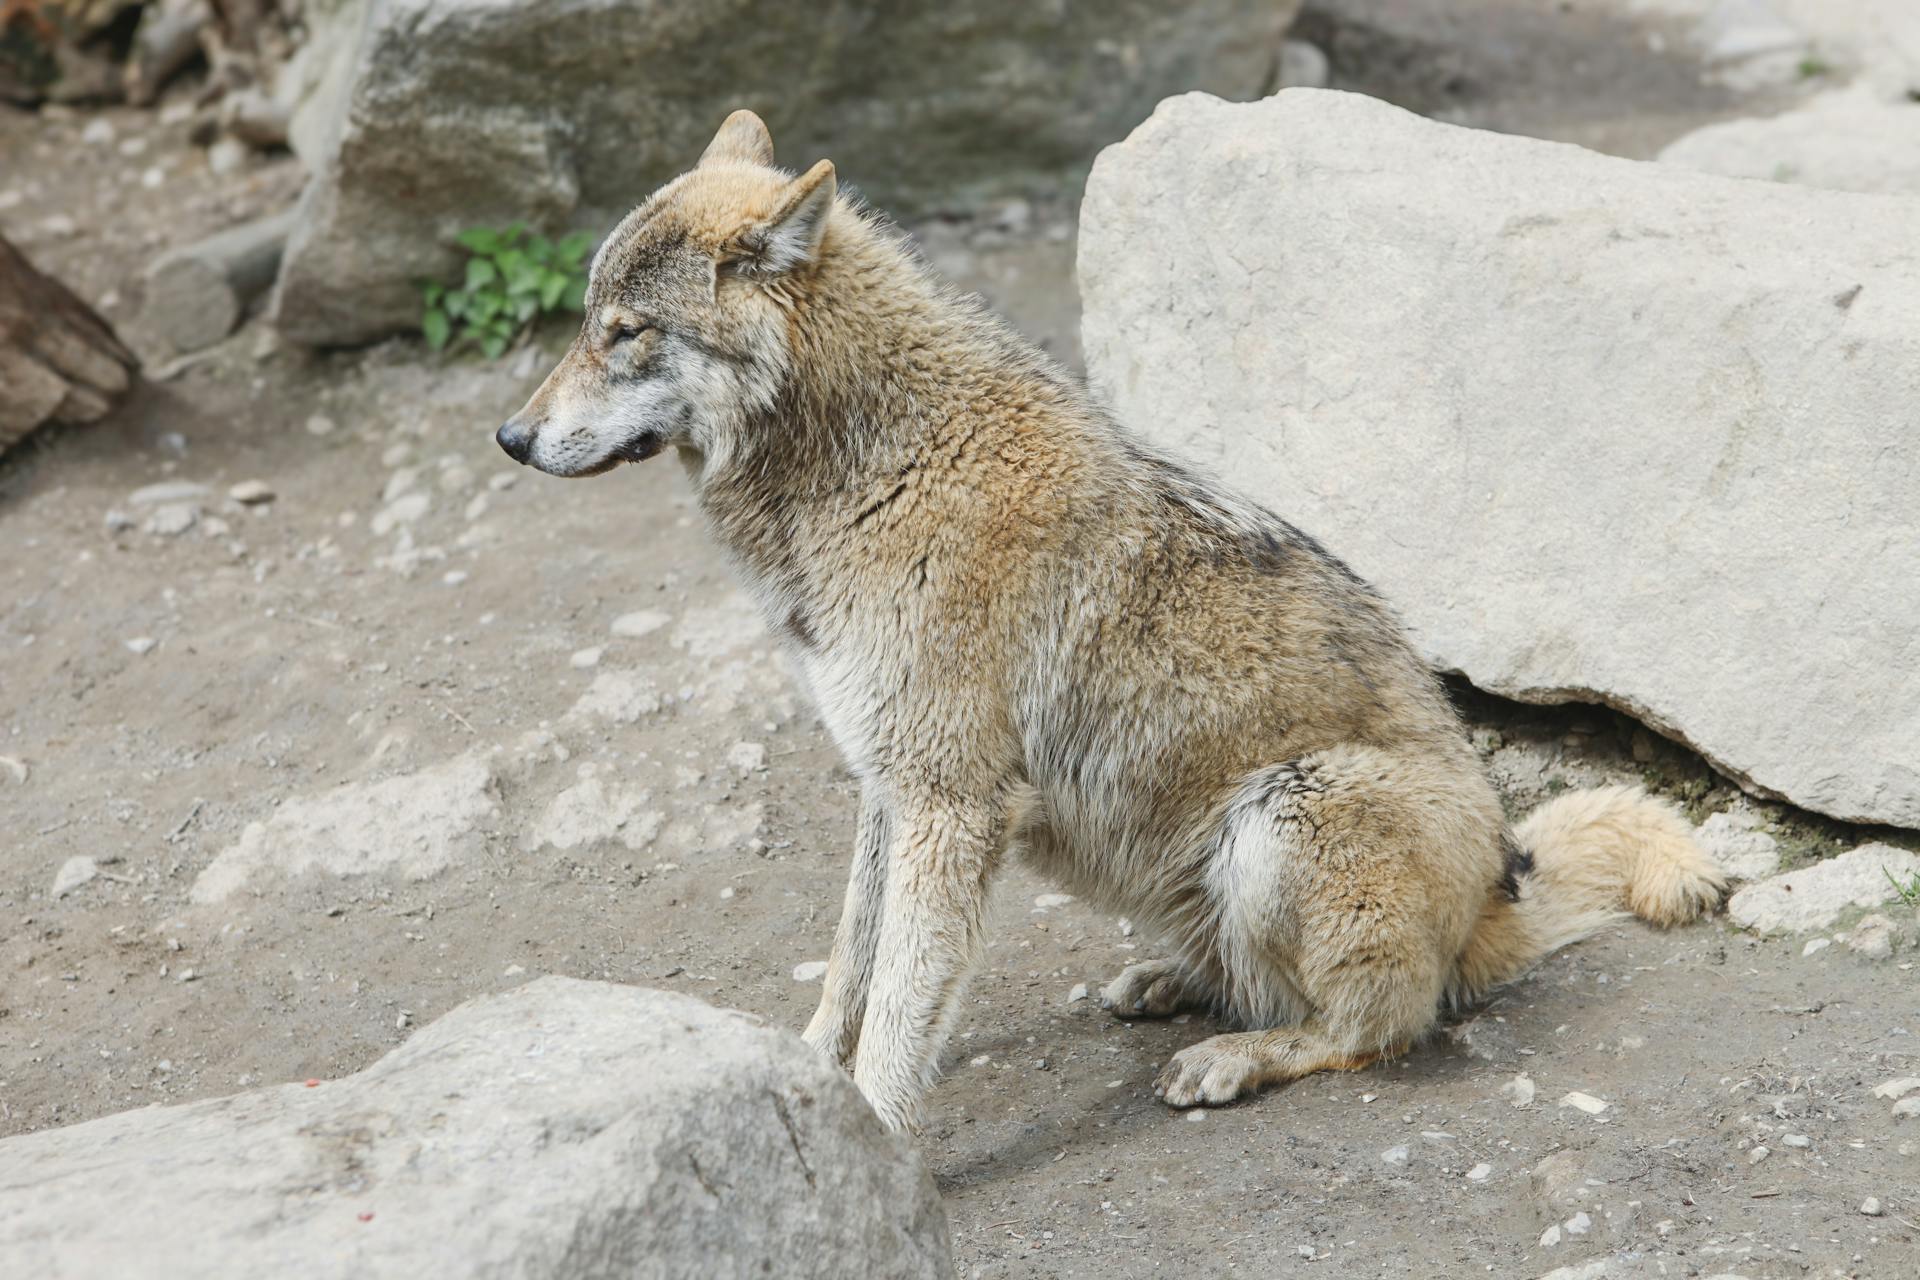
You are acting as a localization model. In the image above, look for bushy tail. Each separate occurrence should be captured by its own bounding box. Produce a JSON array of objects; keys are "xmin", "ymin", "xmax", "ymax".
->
[{"xmin": 1452, "ymin": 785, "xmax": 1728, "ymax": 1004}]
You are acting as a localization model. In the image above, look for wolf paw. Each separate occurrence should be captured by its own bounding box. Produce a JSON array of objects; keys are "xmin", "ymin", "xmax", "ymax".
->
[
  {"xmin": 1099, "ymin": 960, "xmax": 1191, "ymax": 1019},
  {"xmin": 1154, "ymin": 1036, "xmax": 1263, "ymax": 1108}
]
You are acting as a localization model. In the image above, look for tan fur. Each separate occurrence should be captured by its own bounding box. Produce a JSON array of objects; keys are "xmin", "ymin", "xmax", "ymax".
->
[{"xmin": 501, "ymin": 113, "xmax": 1730, "ymax": 1130}]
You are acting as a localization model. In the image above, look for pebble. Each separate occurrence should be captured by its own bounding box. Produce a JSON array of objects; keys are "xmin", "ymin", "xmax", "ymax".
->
[
  {"xmin": 383, "ymin": 467, "xmax": 421, "ymax": 502},
  {"xmin": 82, "ymin": 118, "xmax": 114, "ymax": 145},
  {"xmin": 569, "ymin": 646, "xmax": 603, "ymax": 670},
  {"xmin": 726, "ymin": 742, "xmax": 767, "ymax": 774},
  {"xmin": 1502, "ymin": 1074, "xmax": 1535, "ymax": 1107},
  {"xmin": 1466, "ymin": 1163, "xmax": 1492, "ymax": 1181},
  {"xmin": 103, "ymin": 509, "xmax": 134, "ymax": 533},
  {"xmin": 1802, "ymin": 937, "xmax": 1831, "ymax": 956},
  {"xmin": 1861, "ymin": 1196, "xmax": 1883, "ymax": 1216},
  {"xmin": 1032, "ymin": 893, "xmax": 1075, "ymax": 910},
  {"xmin": 791, "ymin": 960, "xmax": 828, "ymax": 982},
  {"xmin": 0, "ymin": 755, "xmax": 27, "ymax": 784},
  {"xmin": 1067, "ymin": 982, "xmax": 1089, "ymax": 1004},
  {"xmin": 1846, "ymin": 913, "xmax": 1897, "ymax": 960},
  {"xmin": 1184, "ymin": 1110, "xmax": 1207, "ymax": 1123},
  {"xmin": 610, "ymin": 609, "xmax": 671, "ymax": 638},
  {"xmin": 140, "ymin": 166, "xmax": 164, "ymax": 189},
  {"xmin": 1538, "ymin": 1225, "xmax": 1561, "ymax": 1248},
  {"xmin": 1749, "ymin": 1144, "xmax": 1770, "ymax": 1164},
  {"xmin": 40, "ymin": 213, "xmax": 77, "ymax": 238},
  {"xmin": 129, "ymin": 481, "xmax": 211, "ymax": 506},
  {"xmin": 1559, "ymin": 1090, "xmax": 1608, "ymax": 1115},
  {"xmin": 441, "ymin": 570, "xmax": 469, "ymax": 587},
  {"xmin": 503, "ymin": 964, "xmax": 526, "ymax": 977},
  {"xmin": 306, "ymin": 414, "xmax": 338, "ymax": 437},
  {"xmin": 381, "ymin": 443, "xmax": 416, "ymax": 468},
  {"xmin": 1894, "ymin": 1097, "xmax": 1920, "ymax": 1120},
  {"xmin": 1563, "ymin": 1211, "xmax": 1591, "ymax": 1236},
  {"xmin": 370, "ymin": 492, "xmax": 430, "ymax": 536},
  {"xmin": 51, "ymin": 856, "xmax": 98, "ymax": 898},
  {"xmin": 206, "ymin": 137, "xmax": 247, "ymax": 177},
  {"xmin": 464, "ymin": 493, "xmax": 491, "ymax": 521},
  {"xmin": 1871, "ymin": 1077, "xmax": 1920, "ymax": 1100},
  {"xmin": 1381, "ymin": 1145, "xmax": 1410, "ymax": 1166},
  {"xmin": 125, "ymin": 637, "xmax": 158, "ymax": 656},
  {"xmin": 488, "ymin": 472, "xmax": 519, "ymax": 492},
  {"xmin": 228, "ymin": 480, "xmax": 275, "ymax": 505},
  {"xmin": 144, "ymin": 503, "xmax": 199, "ymax": 536},
  {"xmin": 1781, "ymin": 1133, "xmax": 1810, "ymax": 1148}
]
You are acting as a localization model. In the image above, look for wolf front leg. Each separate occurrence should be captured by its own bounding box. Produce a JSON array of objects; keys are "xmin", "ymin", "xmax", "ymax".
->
[
  {"xmin": 851, "ymin": 794, "xmax": 1008, "ymax": 1132},
  {"xmin": 802, "ymin": 788, "xmax": 891, "ymax": 1067}
]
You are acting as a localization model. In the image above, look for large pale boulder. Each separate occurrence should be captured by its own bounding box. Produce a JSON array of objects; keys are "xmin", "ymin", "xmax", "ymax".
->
[
  {"xmin": 0, "ymin": 978, "xmax": 952, "ymax": 1279},
  {"xmin": 271, "ymin": 0, "xmax": 1299, "ymax": 346},
  {"xmin": 1080, "ymin": 89, "xmax": 1920, "ymax": 828}
]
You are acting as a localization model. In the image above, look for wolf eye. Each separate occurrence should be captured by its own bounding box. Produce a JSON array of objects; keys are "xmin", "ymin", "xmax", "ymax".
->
[{"xmin": 610, "ymin": 323, "xmax": 650, "ymax": 346}]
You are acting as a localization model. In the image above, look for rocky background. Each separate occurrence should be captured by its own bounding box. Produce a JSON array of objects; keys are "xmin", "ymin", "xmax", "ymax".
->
[{"xmin": 2, "ymin": 2, "xmax": 1918, "ymax": 1278}]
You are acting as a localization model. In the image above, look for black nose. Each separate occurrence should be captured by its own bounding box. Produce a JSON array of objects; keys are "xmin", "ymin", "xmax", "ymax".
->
[{"xmin": 496, "ymin": 416, "xmax": 534, "ymax": 464}]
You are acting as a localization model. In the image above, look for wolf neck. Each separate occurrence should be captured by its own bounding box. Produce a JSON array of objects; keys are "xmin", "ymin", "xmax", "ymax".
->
[{"xmin": 693, "ymin": 206, "xmax": 1088, "ymax": 543}]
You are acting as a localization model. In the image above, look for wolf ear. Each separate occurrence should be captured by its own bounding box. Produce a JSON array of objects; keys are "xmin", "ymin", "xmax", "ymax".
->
[
  {"xmin": 700, "ymin": 110, "xmax": 775, "ymax": 168},
  {"xmin": 732, "ymin": 160, "xmax": 837, "ymax": 277}
]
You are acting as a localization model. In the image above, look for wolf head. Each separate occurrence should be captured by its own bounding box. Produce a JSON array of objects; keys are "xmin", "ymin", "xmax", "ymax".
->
[{"xmin": 496, "ymin": 111, "xmax": 837, "ymax": 477}]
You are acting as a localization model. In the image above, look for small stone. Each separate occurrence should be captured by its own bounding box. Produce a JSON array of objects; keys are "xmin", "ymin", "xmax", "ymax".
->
[
  {"xmin": 1466, "ymin": 1162, "xmax": 1492, "ymax": 1181},
  {"xmin": 1502, "ymin": 1074, "xmax": 1536, "ymax": 1107},
  {"xmin": 82, "ymin": 118, "xmax": 114, "ymax": 145},
  {"xmin": 791, "ymin": 960, "xmax": 828, "ymax": 983},
  {"xmin": 1781, "ymin": 1133, "xmax": 1810, "ymax": 1148},
  {"xmin": 1563, "ymin": 1211, "xmax": 1591, "ymax": 1236},
  {"xmin": 1032, "ymin": 893, "xmax": 1074, "ymax": 910},
  {"xmin": 370, "ymin": 492, "xmax": 430, "ymax": 536},
  {"xmin": 1559, "ymin": 1090, "xmax": 1608, "ymax": 1115},
  {"xmin": 441, "ymin": 570, "xmax": 468, "ymax": 587},
  {"xmin": 104, "ymin": 509, "xmax": 134, "ymax": 533},
  {"xmin": 1276, "ymin": 39, "xmax": 1330, "ymax": 90},
  {"xmin": 207, "ymin": 137, "xmax": 248, "ymax": 177},
  {"xmin": 125, "ymin": 637, "xmax": 158, "ymax": 656},
  {"xmin": 383, "ymin": 467, "xmax": 421, "ymax": 502},
  {"xmin": 382, "ymin": 443, "xmax": 416, "ymax": 468},
  {"xmin": 306, "ymin": 414, "xmax": 338, "ymax": 437},
  {"xmin": 726, "ymin": 742, "xmax": 767, "ymax": 774},
  {"xmin": 1894, "ymin": 1097, "xmax": 1920, "ymax": 1120},
  {"xmin": 610, "ymin": 609, "xmax": 671, "ymax": 638},
  {"xmin": 1067, "ymin": 982, "xmax": 1089, "ymax": 1004},
  {"xmin": 1846, "ymin": 913, "xmax": 1897, "ymax": 960},
  {"xmin": 718, "ymin": 886, "xmax": 734, "ymax": 900},
  {"xmin": 1802, "ymin": 936, "xmax": 1831, "ymax": 956},
  {"xmin": 1538, "ymin": 1224, "xmax": 1561, "ymax": 1248},
  {"xmin": 177, "ymin": 968, "xmax": 198, "ymax": 982},
  {"xmin": 1749, "ymin": 1144, "xmax": 1770, "ymax": 1164},
  {"xmin": 1871, "ymin": 1077, "xmax": 1920, "ymax": 1100},
  {"xmin": 1381, "ymin": 1144, "xmax": 1409, "ymax": 1166},
  {"xmin": 40, "ymin": 213, "xmax": 77, "ymax": 238},
  {"xmin": 129, "ymin": 481, "xmax": 211, "ymax": 506},
  {"xmin": 1861, "ymin": 1196, "xmax": 1883, "ymax": 1216},
  {"xmin": 488, "ymin": 472, "xmax": 519, "ymax": 492},
  {"xmin": 51, "ymin": 856, "xmax": 98, "ymax": 898},
  {"xmin": 140, "ymin": 166, "xmax": 165, "ymax": 189},
  {"xmin": 464, "ymin": 493, "xmax": 491, "ymax": 521},
  {"xmin": 503, "ymin": 964, "xmax": 526, "ymax": 977},
  {"xmin": 0, "ymin": 755, "xmax": 27, "ymax": 784},
  {"xmin": 228, "ymin": 480, "xmax": 275, "ymax": 505},
  {"xmin": 144, "ymin": 502, "xmax": 200, "ymax": 536},
  {"xmin": 1184, "ymin": 1109, "xmax": 1208, "ymax": 1123},
  {"xmin": 569, "ymin": 647, "xmax": 603, "ymax": 670}
]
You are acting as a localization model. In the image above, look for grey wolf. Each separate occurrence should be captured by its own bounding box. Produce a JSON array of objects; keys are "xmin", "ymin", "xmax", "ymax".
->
[{"xmin": 497, "ymin": 111, "xmax": 1728, "ymax": 1132}]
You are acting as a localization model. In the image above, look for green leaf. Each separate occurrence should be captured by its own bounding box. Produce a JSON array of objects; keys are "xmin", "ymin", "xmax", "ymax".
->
[
  {"xmin": 455, "ymin": 227, "xmax": 502, "ymax": 256},
  {"xmin": 564, "ymin": 275, "xmax": 588, "ymax": 311},
  {"xmin": 465, "ymin": 258, "xmax": 499, "ymax": 291},
  {"xmin": 557, "ymin": 231, "xmax": 594, "ymax": 266},
  {"xmin": 443, "ymin": 289, "xmax": 469, "ymax": 320},
  {"xmin": 526, "ymin": 233, "xmax": 555, "ymax": 262},
  {"xmin": 538, "ymin": 269, "xmax": 567, "ymax": 311},
  {"xmin": 422, "ymin": 307, "xmax": 451, "ymax": 350},
  {"xmin": 513, "ymin": 294, "xmax": 539, "ymax": 323},
  {"xmin": 421, "ymin": 281, "xmax": 445, "ymax": 307},
  {"xmin": 480, "ymin": 332, "xmax": 509, "ymax": 360},
  {"xmin": 470, "ymin": 292, "xmax": 501, "ymax": 323}
]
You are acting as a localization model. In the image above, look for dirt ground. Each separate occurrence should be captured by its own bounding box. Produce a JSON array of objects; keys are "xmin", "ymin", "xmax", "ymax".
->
[{"xmin": 3, "ymin": 2, "xmax": 1916, "ymax": 1277}]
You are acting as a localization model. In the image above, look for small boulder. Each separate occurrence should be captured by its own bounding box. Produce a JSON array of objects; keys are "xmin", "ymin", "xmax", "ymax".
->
[
  {"xmin": 1727, "ymin": 844, "xmax": 1920, "ymax": 934},
  {"xmin": 0, "ymin": 979, "xmax": 952, "ymax": 1278}
]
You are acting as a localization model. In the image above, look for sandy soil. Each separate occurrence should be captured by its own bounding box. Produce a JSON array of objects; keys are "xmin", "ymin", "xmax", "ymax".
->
[{"xmin": 3, "ymin": 3, "xmax": 1916, "ymax": 1277}]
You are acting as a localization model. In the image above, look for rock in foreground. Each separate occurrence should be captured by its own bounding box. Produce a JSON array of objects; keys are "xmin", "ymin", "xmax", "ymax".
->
[
  {"xmin": 1080, "ymin": 89, "xmax": 1920, "ymax": 829},
  {"xmin": 1727, "ymin": 844, "xmax": 1920, "ymax": 934},
  {"xmin": 0, "ymin": 979, "xmax": 952, "ymax": 1279}
]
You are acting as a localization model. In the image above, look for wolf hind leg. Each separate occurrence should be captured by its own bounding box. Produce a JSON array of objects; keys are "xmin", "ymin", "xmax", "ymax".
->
[{"xmin": 1159, "ymin": 749, "xmax": 1490, "ymax": 1107}]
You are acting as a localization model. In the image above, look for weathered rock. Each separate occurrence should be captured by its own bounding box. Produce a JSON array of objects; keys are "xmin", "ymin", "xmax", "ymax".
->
[
  {"xmin": 528, "ymin": 770, "xmax": 661, "ymax": 852},
  {"xmin": 1726, "ymin": 844, "xmax": 1920, "ymax": 933},
  {"xmin": 191, "ymin": 753, "xmax": 498, "ymax": 902},
  {"xmin": 0, "ymin": 978, "xmax": 952, "ymax": 1279},
  {"xmin": 50, "ymin": 855, "xmax": 97, "ymax": 898},
  {"xmin": 270, "ymin": 0, "xmax": 1300, "ymax": 345},
  {"xmin": 1695, "ymin": 810, "xmax": 1780, "ymax": 882},
  {"xmin": 1079, "ymin": 89, "xmax": 1920, "ymax": 828}
]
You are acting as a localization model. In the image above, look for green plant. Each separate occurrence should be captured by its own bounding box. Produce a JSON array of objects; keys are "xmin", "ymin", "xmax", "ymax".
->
[
  {"xmin": 1796, "ymin": 55, "xmax": 1831, "ymax": 79},
  {"xmin": 420, "ymin": 224, "xmax": 594, "ymax": 359},
  {"xmin": 1886, "ymin": 865, "xmax": 1920, "ymax": 908}
]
